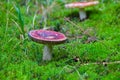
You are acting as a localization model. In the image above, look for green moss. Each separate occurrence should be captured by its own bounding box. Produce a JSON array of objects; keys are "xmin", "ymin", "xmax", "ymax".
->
[{"xmin": 0, "ymin": 0, "xmax": 120, "ymax": 80}]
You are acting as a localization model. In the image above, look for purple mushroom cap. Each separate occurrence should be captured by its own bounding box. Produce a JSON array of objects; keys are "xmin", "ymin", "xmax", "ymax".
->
[{"xmin": 28, "ymin": 29, "xmax": 67, "ymax": 45}]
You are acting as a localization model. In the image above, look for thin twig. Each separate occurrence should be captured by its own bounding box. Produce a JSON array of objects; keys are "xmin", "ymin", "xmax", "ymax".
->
[
  {"xmin": 68, "ymin": 60, "xmax": 120, "ymax": 74},
  {"xmin": 64, "ymin": 17, "xmax": 84, "ymax": 32},
  {"xmin": 81, "ymin": 60, "xmax": 120, "ymax": 66}
]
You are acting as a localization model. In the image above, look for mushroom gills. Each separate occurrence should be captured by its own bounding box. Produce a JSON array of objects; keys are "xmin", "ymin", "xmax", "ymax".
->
[
  {"xmin": 79, "ymin": 9, "xmax": 87, "ymax": 20},
  {"xmin": 43, "ymin": 45, "xmax": 53, "ymax": 61}
]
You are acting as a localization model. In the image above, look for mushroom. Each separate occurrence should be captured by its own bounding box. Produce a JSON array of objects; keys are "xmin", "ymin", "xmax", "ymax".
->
[
  {"xmin": 28, "ymin": 29, "xmax": 67, "ymax": 61},
  {"xmin": 65, "ymin": 1, "xmax": 99, "ymax": 20}
]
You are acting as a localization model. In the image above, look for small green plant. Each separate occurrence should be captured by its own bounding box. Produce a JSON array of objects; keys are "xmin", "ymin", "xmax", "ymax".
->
[{"xmin": 14, "ymin": 5, "xmax": 25, "ymax": 39}]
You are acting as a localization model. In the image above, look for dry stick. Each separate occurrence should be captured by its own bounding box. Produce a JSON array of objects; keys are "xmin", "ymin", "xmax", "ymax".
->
[
  {"xmin": 81, "ymin": 60, "xmax": 120, "ymax": 66},
  {"xmin": 69, "ymin": 60, "xmax": 120, "ymax": 73},
  {"xmin": 54, "ymin": 61, "xmax": 120, "ymax": 79},
  {"xmin": 64, "ymin": 17, "xmax": 84, "ymax": 40},
  {"xmin": 64, "ymin": 17, "xmax": 84, "ymax": 32}
]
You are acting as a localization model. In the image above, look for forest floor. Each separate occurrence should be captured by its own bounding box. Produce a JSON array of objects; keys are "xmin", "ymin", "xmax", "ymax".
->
[{"xmin": 0, "ymin": 0, "xmax": 120, "ymax": 80}]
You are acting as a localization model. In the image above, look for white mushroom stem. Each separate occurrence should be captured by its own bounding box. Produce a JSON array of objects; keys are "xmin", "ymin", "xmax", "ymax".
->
[
  {"xmin": 43, "ymin": 45, "xmax": 53, "ymax": 61},
  {"xmin": 79, "ymin": 8, "xmax": 87, "ymax": 20}
]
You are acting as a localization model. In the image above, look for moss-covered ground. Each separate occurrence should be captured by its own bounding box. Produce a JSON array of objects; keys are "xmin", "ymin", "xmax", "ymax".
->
[{"xmin": 0, "ymin": 0, "xmax": 120, "ymax": 80}]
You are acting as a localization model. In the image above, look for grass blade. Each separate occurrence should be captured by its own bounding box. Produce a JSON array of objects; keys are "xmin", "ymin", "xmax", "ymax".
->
[{"xmin": 14, "ymin": 5, "xmax": 25, "ymax": 38}]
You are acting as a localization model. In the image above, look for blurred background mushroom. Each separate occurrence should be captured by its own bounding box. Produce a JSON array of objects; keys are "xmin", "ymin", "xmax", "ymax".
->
[{"xmin": 65, "ymin": 1, "xmax": 99, "ymax": 21}]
